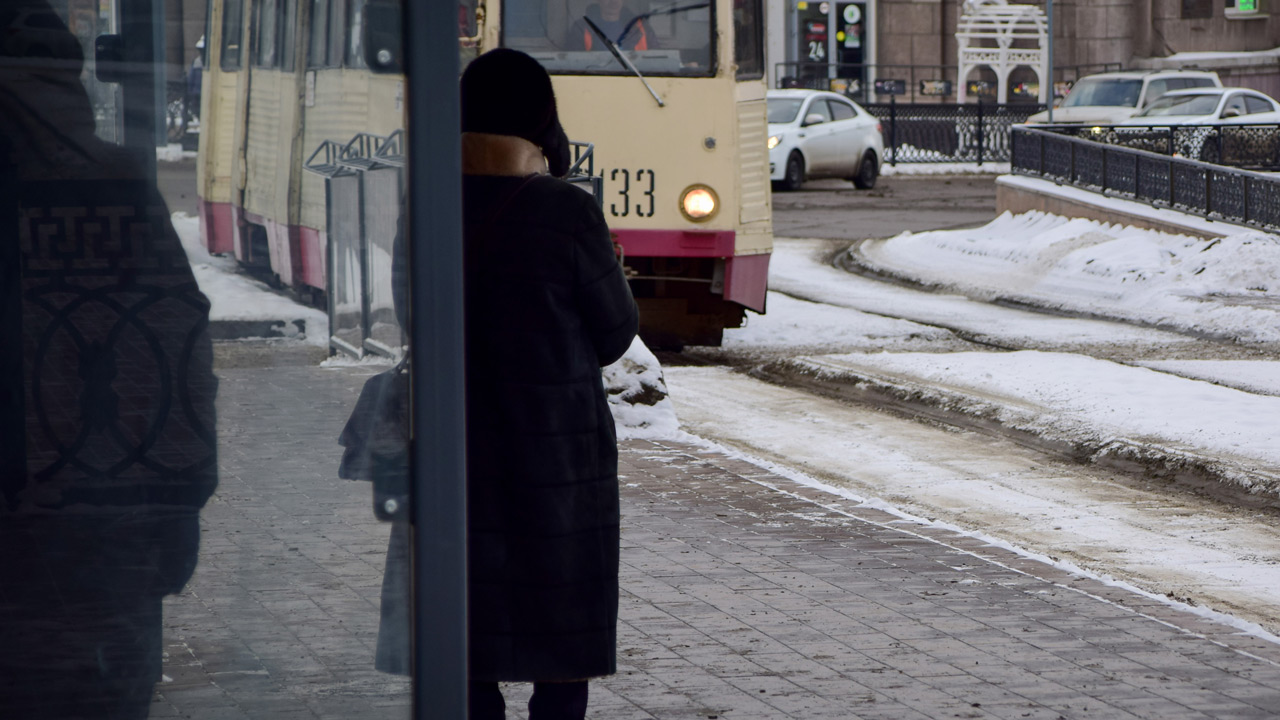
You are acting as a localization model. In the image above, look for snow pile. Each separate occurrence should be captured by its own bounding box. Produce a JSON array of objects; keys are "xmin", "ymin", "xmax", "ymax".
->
[
  {"xmin": 157, "ymin": 143, "xmax": 197, "ymax": 162},
  {"xmin": 882, "ymin": 161, "xmax": 1010, "ymax": 176},
  {"xmin": 723, "ymin": 292, "xmax": 953, "ymax": 352},
  {"xmin": 172, "ymin": 212, "xmax": 329, "ymax": 346},
  {"xmin": 855, "ymin": 210, "xmax": 1280, "ymax": 343},
  {"xmin": 1136, "ymin": 360, "xmax": 1280, "ymax": 397},
  {"xmin": 602, "ymin": 337, "xmax": 679, "ymax": 438}
]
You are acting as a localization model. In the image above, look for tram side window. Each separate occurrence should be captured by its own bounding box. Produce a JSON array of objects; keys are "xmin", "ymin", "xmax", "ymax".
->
[
  {"xmin": 252, "ymin": 0, "xmax": 297, "ymax": 69},
  {"xmin": 502, "ymin": 0, "xmax": 715, "ymax": 77},
  {"xmin": 279, "ymin": 0, "xmax": 298, "ymax": 71},
  {"xmin": 222, "ymin": 0, "xmax": 246, "ymax": 70},
  {"xmin": 733, "ymin": 0, "xmax": 763, "ymax": 80},
  {"xmin": 346, "ymin": 0, "xmax": 368, "ymax": 68},
  {"xmin": 309, "ymin": 0, "xmax": 357, "ymax": 68},
  {"xmin": 253, "ymin": 0, "xmax": 276, "ymax": 67}
]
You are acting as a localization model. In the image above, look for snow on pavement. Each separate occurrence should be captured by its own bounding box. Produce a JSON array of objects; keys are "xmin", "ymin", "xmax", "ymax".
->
[
  {"xmin": 1136, "ymin": 359, "xmax": 1280, "ymax": 397},
  {"xmin": 172, "ymin": 212, "xmax": 329, "ymax": 346},
  {"xmin": 856, "ymin": 209, "xmax": 1280, "ymax": 344},
  {"xmin": 664, "ymin": 365, "xmax": 1280, "ymax": 637}
]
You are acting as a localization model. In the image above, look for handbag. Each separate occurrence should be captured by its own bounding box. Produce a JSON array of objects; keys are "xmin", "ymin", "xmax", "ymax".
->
[
  {"xmin": 337, "ymin": 174, "xmax": 539, "ymax": 521},
  {"xmin": 338, "ymin": 354, "xmax": 410, "ymax": 521}
]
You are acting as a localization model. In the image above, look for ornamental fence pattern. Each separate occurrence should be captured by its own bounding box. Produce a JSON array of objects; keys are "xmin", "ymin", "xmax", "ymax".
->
[
  {"xmin": 1010, "ymin": 126, "xmax": 1280, "ymax": 232},
  {"xmin": 1031, "ymin": 123, "xmax": 1280, "ymax": 172},
  {"xmin": 863, "ymin": 102, "xmax": 1048, "ymax": 164}
]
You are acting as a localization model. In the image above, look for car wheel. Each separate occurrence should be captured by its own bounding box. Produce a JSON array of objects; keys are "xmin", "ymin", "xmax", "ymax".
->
[
  {"xmin": 1198, "ymin": 142, "xmax": 1221, "ymax": 165},
  {"xmin": 852, "ymin": 151, "xmax": 878, "ymax": 190},
  {"xmin": 781, "ymin": 152, "xmax": 804, "ymax": 192}
]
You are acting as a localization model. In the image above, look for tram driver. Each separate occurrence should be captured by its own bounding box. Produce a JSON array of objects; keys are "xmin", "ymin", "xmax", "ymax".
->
[{"xmin": 566, "ymin": 0, "xmax": 652, "ymax": 51}]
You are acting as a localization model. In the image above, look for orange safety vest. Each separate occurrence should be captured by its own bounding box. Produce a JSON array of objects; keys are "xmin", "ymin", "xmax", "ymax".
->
[{"xmin": 582, "ymin": 21, "xmax": 648, "ymax": 51}]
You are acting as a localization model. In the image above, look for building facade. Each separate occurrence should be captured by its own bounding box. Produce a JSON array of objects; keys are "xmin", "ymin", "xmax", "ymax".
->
[{"xmin": 770, "ymin": 0, "xmax": 1280, "ymax": 102}]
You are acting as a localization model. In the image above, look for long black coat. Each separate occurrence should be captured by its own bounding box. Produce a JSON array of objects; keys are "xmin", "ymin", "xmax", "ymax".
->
[{"xmin": 463, "ymin": 171, "xmax": 638, "ymax": 682}]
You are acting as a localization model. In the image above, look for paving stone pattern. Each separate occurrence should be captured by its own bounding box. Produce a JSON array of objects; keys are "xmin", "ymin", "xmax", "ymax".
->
[{"xmin": 154, "ymin": 363, "xmax": 1280, "ymax": 719}]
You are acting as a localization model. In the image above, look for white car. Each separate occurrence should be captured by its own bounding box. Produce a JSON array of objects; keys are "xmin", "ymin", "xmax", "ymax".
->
[
  {"xmin": 1026, "ymin": 70, "xmax": 1221, "ymax": 125},
  {"xmin": 767, "ymin": 89, "xmax": 884, "ymax": 191},
  {"xmin": 1118, "ymin": 87, "xmax": 1280, "ymax": 164},
  {"xmin": 1120, "ymin": 87, "xmax": 1280, "ymax": 125}
]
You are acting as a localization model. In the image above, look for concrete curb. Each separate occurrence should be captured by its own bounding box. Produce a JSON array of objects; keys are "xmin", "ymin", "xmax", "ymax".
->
[
  {"xmin": 208, "ymin": 318, "xmax": 310, "ymax": 342},
  {"xmin": 753, "ymin": 355, "xmax": 1280, "ymax": 511}
]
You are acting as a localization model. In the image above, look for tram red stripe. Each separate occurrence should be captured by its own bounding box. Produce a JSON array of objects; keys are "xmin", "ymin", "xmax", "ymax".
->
[{"xmin": 611, "ymin": 229, "xmax": 736, "ymax": 257}]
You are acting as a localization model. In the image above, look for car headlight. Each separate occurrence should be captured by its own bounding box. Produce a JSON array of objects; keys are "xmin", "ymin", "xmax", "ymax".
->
[
  {"xmin": 679, "ymin": 185, "xmax": 719, "ymax": 222},
  {"xmin": 767, "ymin": 135, "xmax": 781, "ymax": 150}
]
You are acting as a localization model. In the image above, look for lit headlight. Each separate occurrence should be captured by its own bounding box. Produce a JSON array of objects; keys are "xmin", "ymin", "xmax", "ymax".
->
[
  {"xmin": 679, "ymin": 185, "xmax": 718, "ymax": 222},
  {"xmin": 767, "ymin": 135, "xmax": 781, "ymax": 150}
]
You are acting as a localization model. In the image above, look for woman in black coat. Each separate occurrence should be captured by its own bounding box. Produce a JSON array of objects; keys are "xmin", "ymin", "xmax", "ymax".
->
[{"xmin": 460, "ymin": 49, "xmax": 638, "ymax": 719}]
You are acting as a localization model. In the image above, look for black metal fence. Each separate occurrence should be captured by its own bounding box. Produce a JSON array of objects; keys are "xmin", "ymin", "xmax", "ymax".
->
[
  {"xmin": 1011, "ymin": 126, "xmax": 1280, "ymax": 232},
  {"xmin": 1031, "ymin": 123, "xmax": 1280, "ymax": 171},
  {"xmin": 864, "ymin": 102, "xmax": 1047, "ymax": 164}
]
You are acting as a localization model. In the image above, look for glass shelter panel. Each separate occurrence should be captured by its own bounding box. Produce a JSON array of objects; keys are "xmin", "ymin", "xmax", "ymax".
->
[{"xmin": 1, "ymin": 1, "xmax": 416, "ymax": 718}]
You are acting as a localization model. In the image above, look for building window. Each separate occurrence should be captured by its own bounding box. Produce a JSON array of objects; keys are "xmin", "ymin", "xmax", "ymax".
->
[{"xmin": 1181, "ymin": 0, "xmax": 1212, "ymax": 18}]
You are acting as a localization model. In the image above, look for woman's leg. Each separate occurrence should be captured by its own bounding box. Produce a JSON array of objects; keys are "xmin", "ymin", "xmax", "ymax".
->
[
  {"xmin": 470, "ymin": 680, "xmax": 506, "ymax": 720},
  {"xmin": 528, "ymin": 681, "xmax": 588, "ymax": 720}
]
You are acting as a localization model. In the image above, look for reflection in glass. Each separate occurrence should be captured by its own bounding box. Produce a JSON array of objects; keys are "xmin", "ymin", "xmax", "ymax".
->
[{"xmin": 1, "ymin": 4, "xmax": 218, "ymax": 717}]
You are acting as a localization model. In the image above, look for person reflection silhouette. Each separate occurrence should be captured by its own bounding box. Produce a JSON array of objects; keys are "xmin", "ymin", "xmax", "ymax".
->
[{"xmin": 0, "ymin": 3, "xmax": 218, "ymax": 718}]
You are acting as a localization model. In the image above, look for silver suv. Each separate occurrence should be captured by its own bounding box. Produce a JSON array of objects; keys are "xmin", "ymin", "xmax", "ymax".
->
[{"xmin": 1026, "ymin": 70, "xmax": 1222, "ymax": 125}]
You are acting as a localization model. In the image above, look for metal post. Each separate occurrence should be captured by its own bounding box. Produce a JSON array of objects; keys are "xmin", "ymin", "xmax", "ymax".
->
[
  {"xmin": 889, "ymin": 94, "xmax": 897, "ymax": 166},
  {"xmin": 976, "ymin": 99, "xmax": 984, "ymax": 166},
  {"xmin": 1046, "ymin": 0, "xmax": 1054, "ymax": 123},
  {"xmin": 405, "ymin": 0, "xmax": 468, "ymax": 717},
  {"xmin": 153, "ymin": 0, "xmax": 166, "ymax": 147}
]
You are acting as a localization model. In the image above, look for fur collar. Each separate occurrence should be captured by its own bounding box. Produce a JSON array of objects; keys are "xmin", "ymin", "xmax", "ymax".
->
[{"xmin": 461, "ymin": 133, "xmax": 547, "ymax": 177}]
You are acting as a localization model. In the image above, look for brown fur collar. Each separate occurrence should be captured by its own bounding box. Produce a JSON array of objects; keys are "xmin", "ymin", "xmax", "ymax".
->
[{"xmin": 461, "ymin": 133, "xmax": 547, "ymax": 176}]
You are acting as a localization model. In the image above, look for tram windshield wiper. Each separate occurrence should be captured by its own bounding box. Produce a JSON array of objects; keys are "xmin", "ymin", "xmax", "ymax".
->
[{"xmin": 582, "ymin": 16, "xmax": 665, "ymax": 108}]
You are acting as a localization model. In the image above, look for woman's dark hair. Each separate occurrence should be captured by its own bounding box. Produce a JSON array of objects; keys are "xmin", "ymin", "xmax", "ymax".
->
[{"xmin": 461, "ymin": 48, "xmax": 572, "ymax": 178}]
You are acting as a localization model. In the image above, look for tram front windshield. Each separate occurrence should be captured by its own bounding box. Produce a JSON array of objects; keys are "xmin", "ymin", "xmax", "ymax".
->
[{"xmin": 502, "ymin": 0, "xmax": 715, "ymax": 76}]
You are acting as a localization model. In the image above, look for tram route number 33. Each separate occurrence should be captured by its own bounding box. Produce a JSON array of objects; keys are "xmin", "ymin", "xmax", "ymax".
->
[{"xmin": 598, "ymin": 168, "xmax": 656, "ymax": 218}]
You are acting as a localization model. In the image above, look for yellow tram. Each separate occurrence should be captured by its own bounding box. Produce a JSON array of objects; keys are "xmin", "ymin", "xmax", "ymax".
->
[{"xmin": 197, "ymin": 0, "xmax": 772, "ymax": 348}]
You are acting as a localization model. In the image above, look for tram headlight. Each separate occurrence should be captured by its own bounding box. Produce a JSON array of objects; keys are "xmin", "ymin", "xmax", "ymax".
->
[
  {"xmin": 767, "ymin": 135, "xmax": 781, "ymax": 150},
  {"xmin": 680, "ymin": 185, "xmax": 719, "ymax": 222}
]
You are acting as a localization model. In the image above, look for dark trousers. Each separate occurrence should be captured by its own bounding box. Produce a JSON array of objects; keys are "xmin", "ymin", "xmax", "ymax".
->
[{"xmin": 471, "ymin": 680, "xmax": 589, "ymax": 720}]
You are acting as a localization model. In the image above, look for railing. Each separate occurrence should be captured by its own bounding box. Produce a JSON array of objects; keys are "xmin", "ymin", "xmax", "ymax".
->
[
  {"xmin": 865, "ymin": 102, "xmax": 1047, "ymax": 164},
  {"xmin": 566, "ymin": 141, "xmax": 603, "ymax": 207},
  {"xmin": 773, "ymin": 62, "xmax": 1122, "ymax": 104},
  {"xmin": 1011, "ymin": 126, "xmax": 1280, "ymax": 232},
  {"xmin": 1029, "ymin": 123, "xmax": 1280, "ymax": 171}
]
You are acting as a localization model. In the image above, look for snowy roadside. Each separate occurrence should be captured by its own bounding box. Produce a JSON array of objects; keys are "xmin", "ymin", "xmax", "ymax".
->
[
  {"xmin": 758, "ymin": 351, "xmax": 1280, "ymax": 508},
  {"xmin": 747, "ymin": 208, "xmax": 1280, "ymax": 508},
  {"xmin": 849, "ymin": 208, "xmax": 1280, "ymax": 344},
  {"xmin": 172, "ymin": 212, "xmax": 330, "ymax": 346},
  {"xmin": 173, "ymin": 209, "xmax": 677, "ymax": 431}
]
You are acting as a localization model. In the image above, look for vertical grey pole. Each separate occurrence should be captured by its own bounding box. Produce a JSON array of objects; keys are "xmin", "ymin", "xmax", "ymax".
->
[
  {"xmin": 405, "ymin": 1, "xmax": 468, "ymax": 718},
  {"xmin": 154, "ymin": 0, "xmax": 166, "ymax": 147},
  {"xmin": 1046, "ymin": 0, "xmax": 1054, "ymax": 123}
]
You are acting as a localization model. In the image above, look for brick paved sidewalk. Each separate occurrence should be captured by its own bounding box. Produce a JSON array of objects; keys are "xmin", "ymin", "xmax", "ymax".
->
[{"xmin": 154, "ymin": 363, "xmax": 1280, "ymax": 719}]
